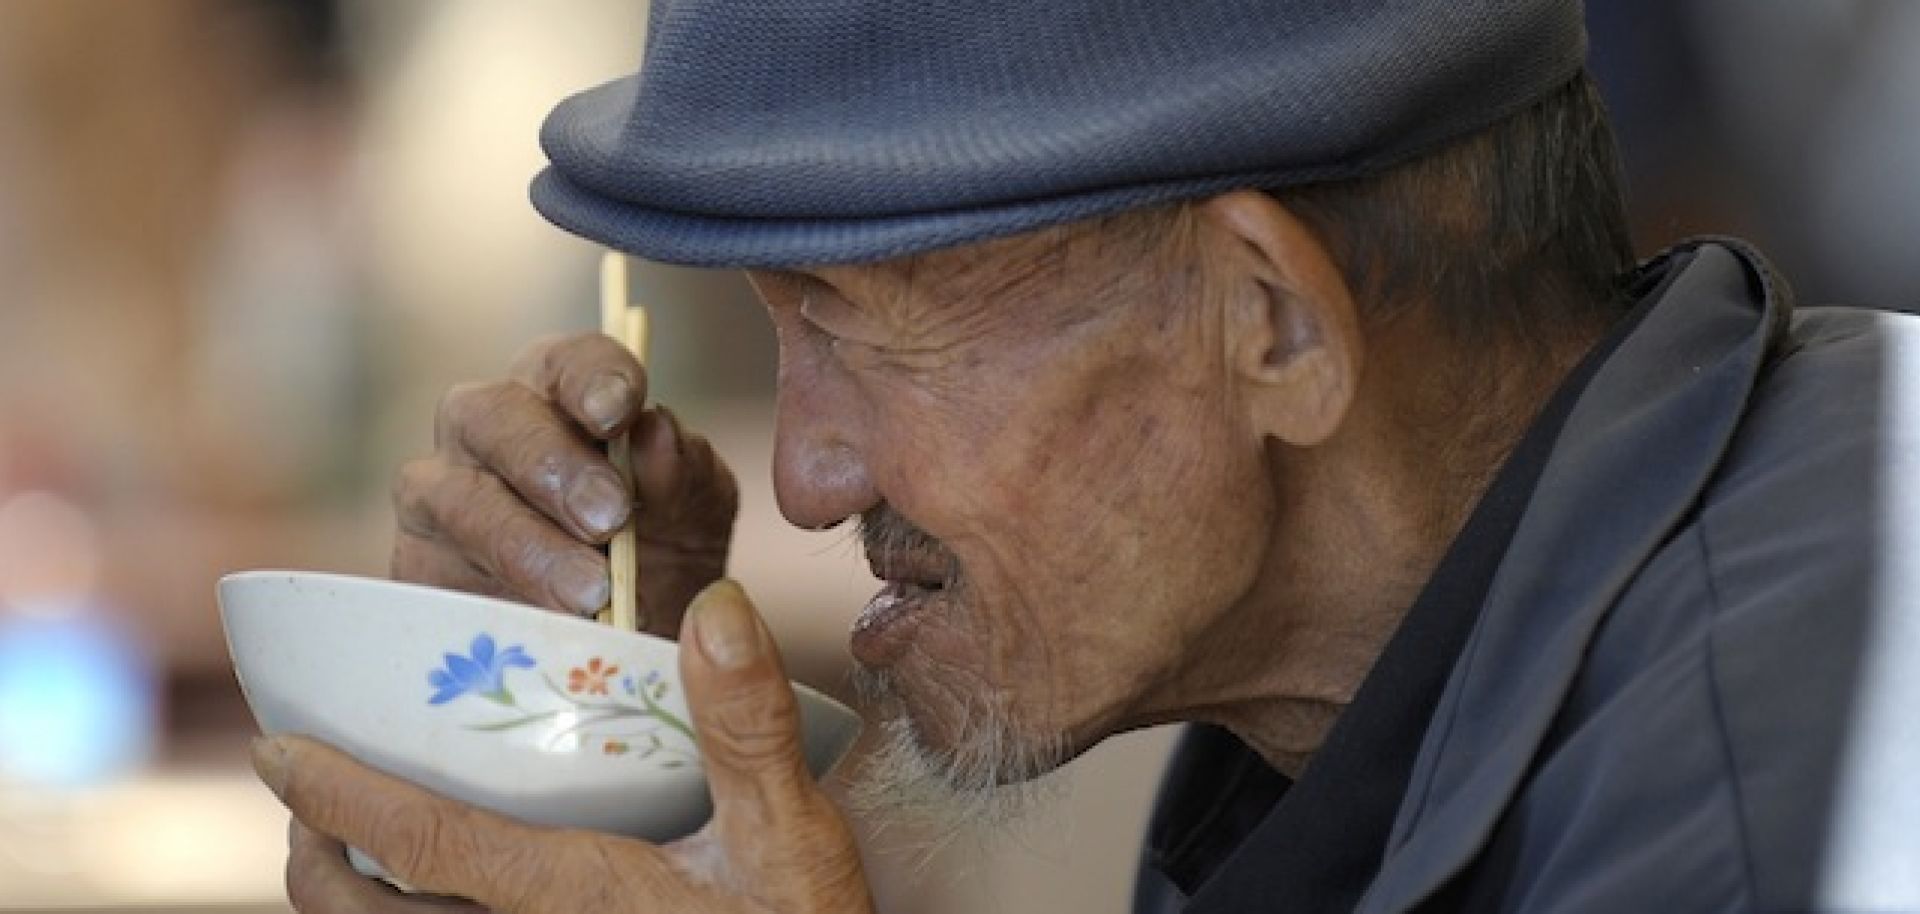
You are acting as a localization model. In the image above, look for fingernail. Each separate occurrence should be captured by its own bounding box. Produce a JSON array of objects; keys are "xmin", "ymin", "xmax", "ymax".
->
[
  {"xmin": 566, "ymin": 469, "xmax": 629, "ymax": 537},
  {"xmin": 556, "ymin": 554, "xmax": 611, "ymax": 615},
  {"xmin": 582, "ymin": 373, "xmax": 634, "ymax": 433},
  {"xmin": 252, "ymin": 736, "xmax": 291, "ymax": 797},
  {"xmin": 693, "ymin": 580, "xmax": 761, "ymax": 670}
]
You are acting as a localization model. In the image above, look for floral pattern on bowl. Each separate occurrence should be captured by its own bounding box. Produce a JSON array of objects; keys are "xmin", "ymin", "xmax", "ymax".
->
[{"xmin": 427, "ymin": 633, "xmax": 694, "ymax": 765}]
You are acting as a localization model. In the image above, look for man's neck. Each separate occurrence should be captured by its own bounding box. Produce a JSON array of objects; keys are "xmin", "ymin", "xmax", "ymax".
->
[{"xmin": 1192, "ymin": 320, "xmax": 1609, "ymax": 777}]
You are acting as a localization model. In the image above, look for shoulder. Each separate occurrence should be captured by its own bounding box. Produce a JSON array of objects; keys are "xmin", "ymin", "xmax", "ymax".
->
[
  {"xmin": 1466, "ymin": 307, "xmax": 1920, "ymax": 913},
  {"xmin": 1694, "ymin": 305, "xmax": 1919, "ymax": 712},
  {"xmin": 1694, "ymin": 305, "xmax": 1920, "ymax": 912},
  {"xmin": 1530, "ymin": 304, "xmax": 1920, "ymax": 911}
]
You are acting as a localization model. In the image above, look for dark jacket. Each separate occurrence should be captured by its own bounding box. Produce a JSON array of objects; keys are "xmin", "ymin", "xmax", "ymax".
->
[{"xmin": 1141, "ymin": 240, "xmax": 1920, "ymax": 912}]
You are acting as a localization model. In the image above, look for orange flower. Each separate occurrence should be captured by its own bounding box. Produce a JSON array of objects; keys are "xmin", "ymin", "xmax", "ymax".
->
[
  {"xmin": 603, "ymin": 740, "xmax": 630, "ymax": 756},
  {"xmin": 568, "ymin": 657, "xmax": 620, "ymax": 695}
]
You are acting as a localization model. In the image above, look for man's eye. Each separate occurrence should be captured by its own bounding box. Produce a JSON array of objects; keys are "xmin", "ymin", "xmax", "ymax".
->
[
  {"xmin": 828, "ymin": 336, "xmax": 886, "ymax": 369},
  {"xmin": 799, "ymin": 295, "xmax": 890, "ymax": 364},
  {"xmin": 798, "ymin": 308, "xmax": 842, "ymax": 339},
  {"xmin": 801, "ymin": 311, "xmax": 861, "ymax": 349},
  {"xmin": 798, "ymin": 294, "xmax": 853, "ymax": 339}
]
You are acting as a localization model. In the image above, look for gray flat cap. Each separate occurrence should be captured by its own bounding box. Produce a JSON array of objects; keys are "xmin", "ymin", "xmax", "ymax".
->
[{"xmin": 532, "ymin": 0, "xmax": 1587, "ymax": 268}]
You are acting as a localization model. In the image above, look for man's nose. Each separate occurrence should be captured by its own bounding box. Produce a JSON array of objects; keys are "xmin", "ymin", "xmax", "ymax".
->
[{"xmin": 771, "ymin": 359, "xmax": 879, "ymax": 530}]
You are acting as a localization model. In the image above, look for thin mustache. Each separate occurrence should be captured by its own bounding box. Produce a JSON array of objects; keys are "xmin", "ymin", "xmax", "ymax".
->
[{"xmin": 858, "ymin": 505, "xmax": 963, "ymax": 589}]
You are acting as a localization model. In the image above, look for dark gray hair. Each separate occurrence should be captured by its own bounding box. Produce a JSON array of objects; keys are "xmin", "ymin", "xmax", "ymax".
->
[{"xmin": 1276, "ymin": 71, "xmax": 1637, "ymax": 346}]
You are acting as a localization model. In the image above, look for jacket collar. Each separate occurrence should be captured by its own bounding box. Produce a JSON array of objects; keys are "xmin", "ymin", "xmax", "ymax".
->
[{"xmin": 1358, "ymin": 238, "xmax": 1794, "ymax": 914}]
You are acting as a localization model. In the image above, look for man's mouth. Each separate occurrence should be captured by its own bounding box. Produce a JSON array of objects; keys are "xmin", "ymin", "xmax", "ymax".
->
[{"xmin": 852, "ymin": 557, "xmax": 954, "ymax": 667}]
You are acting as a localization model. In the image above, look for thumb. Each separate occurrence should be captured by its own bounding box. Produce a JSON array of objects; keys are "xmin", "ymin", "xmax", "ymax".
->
[
  {"xmin": 679, "ymin": 578, "xmax": 815, "ymax": 823},
  {"xmin": 677, "ymin": 580, "xmax": 870, "ymax": 911}
]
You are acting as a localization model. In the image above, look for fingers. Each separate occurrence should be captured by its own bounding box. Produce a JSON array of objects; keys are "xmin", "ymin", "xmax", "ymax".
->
[
  {"xmin": 257, "ymin": 737, "xmax": 695, "ymax": 914},
  {"xmin": 397, "ymin": 331, "xmax": 742, "ymax": 629},
  {"xmin": 681, "ymin": 581, "xmax": 813, "ymax": 814},
  {"xmin": 625, "ymin": 410, "xmax": 738, "ymax": 638},
  {"xmin": 630, "ymin": 408, "xmax": 739, "ymax": 544},
  {"xmin": 432, "ymin": 382, "xmax": 632, "ymax": 542},
  {"xmin": 389, "ymin": 531, "xmax": 517, "ymax": 602},
  {"xmin": 394, "ymin": 460, "xmax": 610, "ymax": 615},
  {"xmin": 286, "ymin": 821, "xmax": 483, "ymax": 912},
  {"xmin": 257, "ymin": 736, "xmax": 541, "ymax": 906},
  {"xmin": 678, "ymin": 582, "xmax": 872, "ymax": 912},
  {"xmin": 505, "ymin": 334, "xmax": 648, "ymax": 438}
]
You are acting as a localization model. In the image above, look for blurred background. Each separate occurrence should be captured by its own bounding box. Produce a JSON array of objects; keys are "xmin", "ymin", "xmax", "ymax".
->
[{"xmin": 0, "ymin": 1, "xmax": 1913, "ymax": 911}]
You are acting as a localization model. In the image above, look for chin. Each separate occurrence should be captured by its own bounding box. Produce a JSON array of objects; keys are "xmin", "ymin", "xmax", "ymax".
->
[
  {"xmin": 847, "ymin": 663, "xmax": 1076, "ymax": 849},
  {"xmin": 851, "ymin": 660, "xmax": 1071, "ymax": 785}
]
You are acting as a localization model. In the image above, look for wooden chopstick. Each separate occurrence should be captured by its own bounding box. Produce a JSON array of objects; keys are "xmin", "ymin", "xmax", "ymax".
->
[{"xmin": 597, "ymin": 253, "xmax": 649, "ymax": 632}]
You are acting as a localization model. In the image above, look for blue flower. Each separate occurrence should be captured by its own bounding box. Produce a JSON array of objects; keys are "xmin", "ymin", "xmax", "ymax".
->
[
  {"xmin": 621, "ymin": 674, "xmax": 637, "ymax": 696},
  {"xmin": 427, "ymin": 633, "xmax": 535, "ymax": 705}
]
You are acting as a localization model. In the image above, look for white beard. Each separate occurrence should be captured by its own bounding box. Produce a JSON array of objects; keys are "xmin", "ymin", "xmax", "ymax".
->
[{"xmin": 846, "ymin": 666, "xmax": 1069, "ymax": 864}]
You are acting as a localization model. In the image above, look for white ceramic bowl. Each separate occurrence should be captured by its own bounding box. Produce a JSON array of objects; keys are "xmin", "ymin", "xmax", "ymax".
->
[{"xmin": 220, "ymin": 570, "xmax": 862, "ymax": 858}]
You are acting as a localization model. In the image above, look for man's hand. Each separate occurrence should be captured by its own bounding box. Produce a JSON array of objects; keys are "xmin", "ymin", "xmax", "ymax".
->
[
  {"xmin": 392, "ymin": 333, "xmax": 738, "ymax": 636},
  {"xmin": 257, "ymin": 581, "xmax": 873, "ymax": 914}
]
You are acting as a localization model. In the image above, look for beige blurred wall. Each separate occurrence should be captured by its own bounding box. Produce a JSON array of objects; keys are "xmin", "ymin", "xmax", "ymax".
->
[{"xmin": 0, "ymin": 1, "xmax": 1171, "ymax": 910}]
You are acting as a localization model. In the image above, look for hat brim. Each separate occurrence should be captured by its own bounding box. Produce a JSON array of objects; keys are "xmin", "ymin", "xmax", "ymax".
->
[
  {"xmin": 532, "ymin": 163, "xmax": 1343, "ymax": 270},
  {"xmin": 532, "ymin": 26, "xmax": 1584, "ymax": 271}
]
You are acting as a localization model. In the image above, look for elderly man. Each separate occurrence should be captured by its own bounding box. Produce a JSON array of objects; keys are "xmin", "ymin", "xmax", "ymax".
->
[{"xmin": 250, "ymin": 1, "xmax": 1920, "ymax": 912}]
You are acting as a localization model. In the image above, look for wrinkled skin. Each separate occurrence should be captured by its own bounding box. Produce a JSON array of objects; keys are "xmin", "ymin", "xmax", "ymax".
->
[
  {"xmin": 751, "ymin": 218, "xmax": 1279, "ymax": 763},
  {"xmin": 391, "ymin": 332, "xmax": 737, "ymax": 634},
  {"xmin": 260, "ymin": 191, "xmax": 1539, "ymax": 911}
]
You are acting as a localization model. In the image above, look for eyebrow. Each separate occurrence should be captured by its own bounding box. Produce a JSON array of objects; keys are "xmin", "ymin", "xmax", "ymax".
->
[
  {"xmin": 899, "ymin": 230, "xmax": 1076, "ymax": 319},
  {"xmin": 789, "ymin": 225, "xmax": 1095, "ymax": 334}
]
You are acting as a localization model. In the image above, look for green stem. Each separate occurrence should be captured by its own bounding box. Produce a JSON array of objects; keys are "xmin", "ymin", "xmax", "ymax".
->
[
  {"xmin": 466, "ymin": 708, "xmax": 569, "ymax": 732},
  {"xmin": 543, "ymin": 709, "xmax": 636, "ymax": 750},
  {"xmin": 541, "ymin": 672, "xmax": 696, "ymax": 747},
  {"xmin": 634, "ymin": 685, "xmax": 697, "ymax": 746}
]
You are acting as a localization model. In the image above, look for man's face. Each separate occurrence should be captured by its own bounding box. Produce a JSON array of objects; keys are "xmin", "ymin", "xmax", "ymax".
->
[{"xmin": 752, "ymin": 216, "xmax": 1279, "ymax": 794}]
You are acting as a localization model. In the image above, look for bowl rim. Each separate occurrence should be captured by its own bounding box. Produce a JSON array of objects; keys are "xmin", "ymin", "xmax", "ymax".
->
[{"xmin": 218, "ymin": 568, "xmax": 860, "ymax": 723}]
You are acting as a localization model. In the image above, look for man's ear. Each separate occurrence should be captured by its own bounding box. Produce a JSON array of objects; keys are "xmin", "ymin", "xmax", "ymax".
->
[{"xmin": 1200, "ymin": 190, "xmax": 1362, "ymax": 447}]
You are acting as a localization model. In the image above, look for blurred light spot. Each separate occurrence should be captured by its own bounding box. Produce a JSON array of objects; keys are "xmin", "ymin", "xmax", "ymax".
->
[
  {"xmin": 0, "ymin": 491, "xmax": 101, "ymax": 610},
  {"xmin": 0, "ymin": 610, "xmax": 154, "ymax": 787},
  {"xmin": 86, "ymin": 776, "xmax": 292, "ymax": 903},
  {"xmin": 0, "ymin": 775, "xmax": 290, "ymax": 906}
]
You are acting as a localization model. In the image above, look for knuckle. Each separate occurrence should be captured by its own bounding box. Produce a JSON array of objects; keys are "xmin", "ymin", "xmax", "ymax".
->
[
  {"xmin": 392, "ymin": 458, "xmax": 440, "ymax": 527},
  {"xmin": 391, "ymin": 532, "xmax": 484, "ymax": 594},
  {"xmin": 562, "ymin": 331, "xmax": 624, "ymax": 364},
  {"xmin": 433, "ymin": 381, "xmax": 492, "ymax": 445},
  {"xmin": 430, "ymin": 468, "xmax": 550, "ymax": 591},
  {"xmin": 488, "ymin": 832, "xmax": 583, "ymax": 914},
  {"xmin": 508, "ymin": 334, "xmax": 565, "ymax": 375},
  {"xmin": 489, "ymin": 515, "xmax": 557, "ymax": 585},
  {"xmin": 704, "ymin": 690, "xmax": 805, "ymax": 767},
  {"xmin": 370, "ymin": 804, "xmax": 464, "ymax": 887},
  {"xmin": 539, "ymin": 336, "xmax": 575, "ymax": 384},
  {"xmin": 536, "ymin": 335, "xmax": 604, "ymax": 397},
  {"xmin": 424, "ymin": 465, "xmax": 486, "ymax": 529},
  {"xmin": 498, "ymin": 423, "xmax": 571, "ymax": 496}
]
